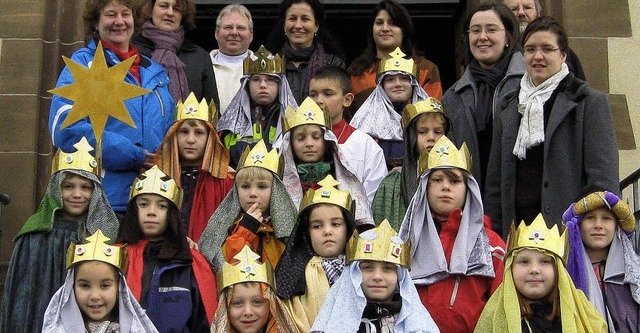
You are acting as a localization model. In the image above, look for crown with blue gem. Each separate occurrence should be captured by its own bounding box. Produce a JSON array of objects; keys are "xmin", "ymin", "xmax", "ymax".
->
[
  {"xmin": 51, "ymin": 137, "xmax": 99, "ymax": 176},
  {"xmin": 507, "ymin": 214, "xmax": 568, "ymax": 262},
  {"xmin": 130, "ymin": 165, "xmax": 182, "ymax": 208},
  {"xmin": 218, "ymin": 245, "xmax": 275, "ymax": 293},
  {"xmin": 300, "ymin": 174, "xmax": 354, "ymax": 217},
  {"xmin": 283, "ymin": 97, "xmax": 332, "ymax": 133}
]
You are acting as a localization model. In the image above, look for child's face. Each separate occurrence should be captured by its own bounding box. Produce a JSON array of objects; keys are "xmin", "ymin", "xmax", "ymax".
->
[
  {"xmin": 359, "ymin": 260, "xmax": 398, "ymax": 303},
  {"xmin": 61, "ymin": 174, "xmax": 94, "ymax": 219},
  {"xmin": 415, "ymin": 114, "xmax": 445, "ymax": 154},
  {"xmin": 382, "ymin": 73, "xmax": 413, "ymax": 104},
  {"xmin": 177, "ymin": 120, "xmax": 209, "ymax": 167},
  {"xmin": 249, "ymin": 74, "xmax": 279, "ymax": 107},
  {"xmin": 228, "ymin": 282, "xmax": 271, "ymax": 333},
  {"xmin": 291, "ymin": 124, "xmax": 326, "ymax": 163},
  {"xmin": 579, "ymin": 207, "xmax": 616, "ymax": 253},
  {"xmin": 512, "ymin": 249, "xmax": 556, "ymax": 301},
  {"xmin": 427, "ymin": 168, "xmax": 467, "ymax": 220},
  {"xmin": 237, "ymin": 172, "xmax": 272, "ymax": 215},
  {"xmin": 136, "ymin": 194, "xmax": 170, "ymax": 241},
  {"xmin": 74, "ymin": 261, "xmax": 118, "ymax": 322},
  {"xmin": 308, "ymin": 204, "xmax": 348, "ymax": 258},
  {"xmin": 308, "ymin": 78, "xmax": 353, "ymax": 125}
]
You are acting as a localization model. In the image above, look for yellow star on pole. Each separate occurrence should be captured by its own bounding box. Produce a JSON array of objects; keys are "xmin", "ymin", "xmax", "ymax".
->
[{"xmin": 48, "ymin": 41, "xmax": 151, "ymax": 143}]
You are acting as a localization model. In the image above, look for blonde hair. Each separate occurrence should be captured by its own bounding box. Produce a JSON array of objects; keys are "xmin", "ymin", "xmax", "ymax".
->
[{"xmin": 236, "ymin": 166, "xmax": 274, "ymax": 183}]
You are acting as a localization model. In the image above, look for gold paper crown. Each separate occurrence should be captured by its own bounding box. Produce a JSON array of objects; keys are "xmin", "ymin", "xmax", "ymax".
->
[
  {"xmin": 378, "ymin": 47, "xmax": 418, "ymax": 77},
  {"xmin": 236, "ymin": 140, "xmax": 283, "ymax": 177},
  {"xmin": 175, "ymin": 92, "xmax": 214, "ymax": 123},
  {"xmin": 130, "ymin": 165, "xmax": 183, "ymax": 207},
  {"xmin": 346, "ymin": 219, "xmax": 411, "ymax": 268},
  {"xmin": 401, "ymin": 97, "xmax": 448, "ymax": 130},
  {"xmin": 300, "ymin": 174, "xmax": 355, "ymax": 216},
  {"xmin": 66, "ymin": 230, "xmax": 127, "ymax": 270},
  {"xmin": 507, "ymin": 214, "xmax": 568, "ymax": 262},
  {"xmin": 51, "ymin": 137, "xmax": 99, "ymax": 176},
  {"xmin": 243, "ymin": 45, "xmax": 284, "ymax": 75},
  {"xmin": 283, "ymin": 97, "xmax": 332, "ymax": 133},
  {"xmin": 218, "ymin": 245, "xmax": 275, "ymax": 293},
  {"xmin": 419, "ymin": 135, "xmax": 472, "ymax": 175}
]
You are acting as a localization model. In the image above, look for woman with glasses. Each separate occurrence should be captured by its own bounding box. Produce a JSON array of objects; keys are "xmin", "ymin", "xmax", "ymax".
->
[
  {"xmin": 442, "ymin": 2, "xmax": 524, "ymax": 192},
  {"xmin": 484, "ymin": 16, "xmax": 619, "ymax": 239}
]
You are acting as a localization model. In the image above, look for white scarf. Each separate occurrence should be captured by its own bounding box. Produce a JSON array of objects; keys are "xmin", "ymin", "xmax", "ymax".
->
[{"xmin": 513, "ymin": 62, "xmax": 569, "ymax": 159}]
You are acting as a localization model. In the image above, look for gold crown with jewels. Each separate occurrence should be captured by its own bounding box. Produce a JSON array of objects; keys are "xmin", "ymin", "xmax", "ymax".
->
[
  {"xmin": 243, "ymin": 45, "xmax": 284, "ymax": 75},
  {"xmin": 175, "ymin": 92, "xmax": 216, "ymax": 125},
  {"xmin": 283, "ymin": 97, "xmax": 332, "ymax": 133},
  {"xmin": 236, "ymin": 139, "xmax": 283, "ymax": 178},
  {"xmin": 66, "ymin": 230, "xmax": 127, "ymax": 270},
  {"xmin": 401, "ymin": 97, "xmax": 449, "ymax": 130},
  {"xmin": 130, "ymin": 165, "xmax": 183, "ymax": 207},
  {"xmin": 418, "ymin": 135, "xmax": 472, "ymax": 175},
  {"xmin": 218, "ymin": 245, "xmax": 275, "ymax": 293},
  {"xmin": 346, "ymin": 219, "xmax": 411, "ymax": 268},
  {"xmin": 507, "ymin": 214, "xmax": 568, "ymax": 262},
  {"xmin": 378, "ymin": 47, "xmax": 418, "ymax": 77},
  {"xmin": 51, "ymin": 137, "xmax": 99, "ymax": 176},
  {"xmin": 300, "ymin": 174, "xmax": 355, "ymax": 217}
]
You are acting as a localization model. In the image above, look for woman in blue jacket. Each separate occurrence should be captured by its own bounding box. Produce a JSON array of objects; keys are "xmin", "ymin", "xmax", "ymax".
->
[{"xmin": 48, "ymin": 0, "xmax": 175, "ymax": 214}]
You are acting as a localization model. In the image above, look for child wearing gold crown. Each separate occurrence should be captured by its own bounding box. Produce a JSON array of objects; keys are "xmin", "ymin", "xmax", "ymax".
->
[
  {"xmin": 475, "ymin": 215, "xmax": 607, "ymax": 332},
  {"xmin": 42, "ymin": 230, "xmax": 158, "ymax": 333},
  {"xmin": 563, "ymin": 191, "xmax": 640, "ymax": 332},
  {"xmin": 398, "ymin": 135, "xmax": 506, "ymax": 333},
  {"xmin": 154, "ymin": 92, "xmax": 235, "ymax": 242},
  {"xmin": 217, "ymin": 45, "xmax": 298, "ymax": 168},
  {"xmin": 2, "ymin": 138, "xmax": 120, "ymax": 333},
  {"xmin": 115, "ymin": 166, "xmax": 217, "ymax": 332},
  {"xmin": 350, "ymin": 47, "xmax": 430, "ymax": 170},
  {"xmin": 198, "ymin": 139, "xmax": 298, "ymax": 272},
  {"xmin": 275, "ymin": 175, "xmax": 357, "ymax": 333},
  {"xmin": 211, "ymin": 245, "xmax": 299, "ymax": 333},
  {"xmin": 311, "ymin": 220, "xmax": 440, "ymax": 333},
  {"xmin": 373, "ymin": 98, "xmax": 451, "ymax": 231},
  {"xmin": 281, "ymin": 96, "xmax": 374, "ymax": 227}
]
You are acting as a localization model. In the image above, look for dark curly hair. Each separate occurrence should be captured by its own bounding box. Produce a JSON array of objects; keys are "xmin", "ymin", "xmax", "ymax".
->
[
  {"xmin": 266, "ymin": 0, "xmax": 345, "ymax": 59},
  {"xmin": 83, "ymin": 0, "xmax": 145, "ymax": 37},
  {"xmin": 142, "ymin": 0, "xmax": 197, "ymax": 31},
  {"xmin": 348, "ymin": 0, "xmax": 418, "ymax": 77}
]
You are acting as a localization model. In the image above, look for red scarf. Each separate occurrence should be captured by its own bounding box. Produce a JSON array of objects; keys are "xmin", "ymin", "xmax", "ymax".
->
[{"xmin": 99, "ymin": 38, "xmax": 142, "ymax": 85}]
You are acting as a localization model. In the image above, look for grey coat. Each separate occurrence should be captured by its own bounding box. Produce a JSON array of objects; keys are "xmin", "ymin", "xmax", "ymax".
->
[
  {"xmin": 484, "ymin": 74, "xmax": 619, "ymax": 238},
  {"xmin": 443, "ymin": 52, "xmax": 526, "ymax": 190}
]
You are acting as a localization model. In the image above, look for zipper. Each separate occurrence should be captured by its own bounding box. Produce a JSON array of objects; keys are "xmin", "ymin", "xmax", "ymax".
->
[
  {"xmin": 449, "ymin": 275, "xmax": 461, "ymax": 308},
  {"xmin": 154, "ymin": 89, "xmax": 164, "ymax": 117}
]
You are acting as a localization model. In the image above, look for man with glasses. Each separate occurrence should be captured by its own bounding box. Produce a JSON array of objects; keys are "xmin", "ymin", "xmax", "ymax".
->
[
  {"xmin": 211, "ymin": 4, "xmax": 255, "ymax": 115},
  {"xmin": 503, "ymin": 0, "xmax": 586, "ymax": 80}
]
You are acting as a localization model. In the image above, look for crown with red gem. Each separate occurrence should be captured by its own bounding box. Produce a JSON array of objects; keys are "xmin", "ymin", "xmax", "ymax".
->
[
  {"xmin": 346, "ymin": 219, "xmax": 411, "ymax": 268},
  {"xmin": 66, "ymin": 230, "xmax": 127, "ymax": 270},
  {"xmin": 218, "ymin": 245, "xmax": 275, "ymax": 293}
]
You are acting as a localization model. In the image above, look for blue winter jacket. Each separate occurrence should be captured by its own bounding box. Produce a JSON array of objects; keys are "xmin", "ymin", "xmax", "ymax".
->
[{"xmin": 49, "ymin": 39, "xmax": 175, "ymax": 212}]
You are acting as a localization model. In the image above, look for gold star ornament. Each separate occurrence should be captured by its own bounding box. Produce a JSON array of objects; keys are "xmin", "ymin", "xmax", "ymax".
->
[{"xmin": 48, "ymin": 41, "xmax": 151, "ymax": 142}]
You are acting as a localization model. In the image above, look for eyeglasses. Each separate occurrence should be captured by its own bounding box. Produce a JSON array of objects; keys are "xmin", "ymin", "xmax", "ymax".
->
[
  {"xmin": 249, "ymin": 76, "xmax": 280, "ymax": 86},
  {"xmin": 467, "ymin": 26, "xmax": 505, "ymax": 35},
  {"xmin": 523, "ymin": 46, "xmax": 561, "ymax": 55}
]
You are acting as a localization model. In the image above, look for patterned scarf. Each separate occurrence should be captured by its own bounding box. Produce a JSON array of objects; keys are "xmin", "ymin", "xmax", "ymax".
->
[
  {"xmin": 321, "ymin": 255, "xmax": 345, "ymax": 286},
  {"xmin": 141, "ymin": 20, "xmax": 189, "ymax": 101},
  {"xmin": 281, "ymin": 41, "xmax": 327, "ymax": 98}
]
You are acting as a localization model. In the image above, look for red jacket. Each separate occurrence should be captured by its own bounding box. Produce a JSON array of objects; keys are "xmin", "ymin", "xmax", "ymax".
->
[{"xmin": 416, "ymin": 210, "xmax": 505, "ymax": 333}]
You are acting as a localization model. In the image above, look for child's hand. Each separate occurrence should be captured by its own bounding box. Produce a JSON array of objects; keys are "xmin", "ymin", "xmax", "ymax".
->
[
  {"xmin": 186, "ymin": 237, "xmax": 199, "ymax": 251},
  {"xmin": 246, "ymin": 202, "xmax": 264, "ymax": 223}
]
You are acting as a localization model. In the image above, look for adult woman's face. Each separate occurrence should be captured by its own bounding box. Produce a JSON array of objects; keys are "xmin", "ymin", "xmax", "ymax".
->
[
  {"xmin": 468, "ymin": 9, "xmax": 507, "ymax": 69},
  {"xmin": 284, "ymin": 2, "xmax": 318, "ymax": 50},
  {"xmin": 372, "ymin": 10, "xmax": 403, "ymax": 53},
  {"xmin": 97, "ymin": 0, "xmax": 135, "ymax": 52},
  {"xmin": 152, "ymin": 0, "xmax": 183, "ymax": 32},
  {"xmin": 523, "ymin": 31, "xmax": 567, "ymax": 86}
]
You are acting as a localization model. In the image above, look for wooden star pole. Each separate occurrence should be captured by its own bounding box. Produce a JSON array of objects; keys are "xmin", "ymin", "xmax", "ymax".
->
[{"xmin": 48, "ymin": 41, "xmax": 151, "ymax": 177}]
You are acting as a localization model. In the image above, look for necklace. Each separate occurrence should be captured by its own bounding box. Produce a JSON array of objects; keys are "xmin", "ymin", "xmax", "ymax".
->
[{"xmin": 336, "ymin": 122, "xmax": 347, "ymax": 143}]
